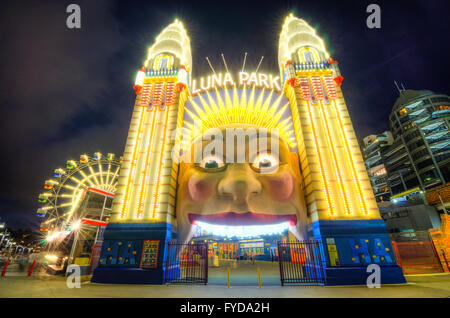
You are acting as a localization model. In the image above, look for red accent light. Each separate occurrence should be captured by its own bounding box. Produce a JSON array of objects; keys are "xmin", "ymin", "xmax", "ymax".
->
[
  {"xmin": 81, "ymin": 218, "xmax": 107, "ymax": 227},
  {"xmin": 88, "ymin": 187, "xmax": 115, "ymax": 198},
  {"xmin": 334, "ymin": 76, "xmax": 344, "ymax": 86},
  {"xmin": 133, "ymin": 84, "xmax": 143, "ymax": 94},
  {"xmin": 177, "ymin": 83, "xmax": 186, "ymax": 92},
  {"xmin": 329, "ymin": 58, "xmax": 338, "ymax": 64},
  {"xmin": 287, "ymin": 78, "xmax": 296, "ymax": 87}
]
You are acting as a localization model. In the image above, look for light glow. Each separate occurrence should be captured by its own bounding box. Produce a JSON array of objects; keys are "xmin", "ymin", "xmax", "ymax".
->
[
  {"xmin": 184, "ymin": 86, "xmax": 296, "ymax": 148},
  {"xmin": 195, "ymin": 221, "xmax": 290, "ymax": 238},
  {"xmin": 71, "ymin": 219, "xmax": 82, "ymax": 231},
  {"xmin": 45, "ymin": 254, "xmax": 59, "ymax": 262}
]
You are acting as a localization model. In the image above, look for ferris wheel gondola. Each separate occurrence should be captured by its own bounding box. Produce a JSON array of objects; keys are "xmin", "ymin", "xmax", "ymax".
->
[{"xmin": 37, "ymin": 152, "xmax": 122, "ymax": 232}]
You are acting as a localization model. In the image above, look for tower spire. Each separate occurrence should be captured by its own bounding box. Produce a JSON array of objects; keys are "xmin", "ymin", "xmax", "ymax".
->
[{"xmin": 394, "ymin": 80, "xmax": 402, "ymax": 93}]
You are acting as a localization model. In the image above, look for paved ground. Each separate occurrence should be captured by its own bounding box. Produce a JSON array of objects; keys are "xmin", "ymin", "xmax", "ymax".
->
[{"xmin": 1, "ymin": 261, "xmax": 449, "ymax": 298}]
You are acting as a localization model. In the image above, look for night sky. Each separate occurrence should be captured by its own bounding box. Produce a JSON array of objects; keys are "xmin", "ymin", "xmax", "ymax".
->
[{"xmin": 0, "ymin": 0, "xmax": 449, "ymax": 230}]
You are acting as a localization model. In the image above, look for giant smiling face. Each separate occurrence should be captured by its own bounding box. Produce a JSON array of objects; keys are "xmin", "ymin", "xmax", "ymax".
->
[{"xmin": 176, "ymin": 126, "xmax": 308, "ymax": 243}]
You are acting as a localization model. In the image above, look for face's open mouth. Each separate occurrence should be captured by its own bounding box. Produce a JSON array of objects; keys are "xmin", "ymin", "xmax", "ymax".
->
[
  {"xmin": 188, "ymin": 212, "xmax": 297, "ymax": 226},
  {"xmin": 188, "ymin": 212, "xmax": 297, "ymax": 238}
]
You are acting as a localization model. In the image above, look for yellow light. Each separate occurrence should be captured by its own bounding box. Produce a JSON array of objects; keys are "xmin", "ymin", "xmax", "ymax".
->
[
  {"xmin": 305, "ymin": 99, "xmax": 334, "ymax": 216},
  {"xmin": 136, "ymin": 105, "xmax": 158, "ymax": 219},
  {"xmin": 120, "ymin": 105, "xmax": 147, "ymax": 219},
  {"xmin": 71, "ymin": 220, "xmax": 82, "ymax": 231},
  {"xmin": 45, "ymin": 254, "xmax": 58, "ymax": 262},
  {"xmin": 184, "ymin": 85, "xmax": 296, "ymax": 148},
  {"xmin": 46, "ymin": 231, "xmax": 59, "ymax": 242}
]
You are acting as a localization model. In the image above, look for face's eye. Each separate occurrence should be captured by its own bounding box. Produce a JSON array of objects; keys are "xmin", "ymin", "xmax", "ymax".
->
[
  {"xmin": 251, "ymin": 153, "xmax": 279, "ymax": 173},
  {"xmin": 199, "ymin": 155, "xmax": 225, "ymax": 170}
]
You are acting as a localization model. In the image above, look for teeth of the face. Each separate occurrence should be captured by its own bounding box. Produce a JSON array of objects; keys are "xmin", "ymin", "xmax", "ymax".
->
[
  {"xmin": 288, "ymin": 225, "xmax": 304, "ymax": 241},
  {"xmin": 195, "ymin": 221, "xmax": 290, "ymax": 238}
]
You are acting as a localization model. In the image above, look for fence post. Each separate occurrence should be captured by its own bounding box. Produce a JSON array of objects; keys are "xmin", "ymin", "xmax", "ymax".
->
[
  {"xmin": 28, "ymin": 259, "xmax": 37, "ymax": 277},
  {"xmin": 277, "ymin": 241, "xmax": 284, "ymax": 286},
  {"xmin": 1, "ymin": 258, "xmax": 10, "ymax": 277},
  {"xmin": 257, "ymin": 267, "xmax": 262, "ymax": 288},
  {"xmin": 391, "ymin": 241, "xmax": 403, "ymax": 270},
  {"xmin": 315, "ymin": 240, "xmax": 326, "ymax": 285},
  {"xmin": 204, "ymin": 243, "xmax": 208, "ymax": 285}
]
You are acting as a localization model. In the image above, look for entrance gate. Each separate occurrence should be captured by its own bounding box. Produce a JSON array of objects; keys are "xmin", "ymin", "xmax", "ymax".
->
[
  {"xmin": 277, "ymin": 240, "xmax": 326, "ymax": 286},
  {"xmin": 164, "ymin": 241, "xmax": 208, "ymax": 285}
]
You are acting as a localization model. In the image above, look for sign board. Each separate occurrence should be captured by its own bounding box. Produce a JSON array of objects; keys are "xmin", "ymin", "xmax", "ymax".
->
[
  {"xmin": 140, "ymin": 240, "xmax": 160, "ymax": 268},
  {"xmin": 240, "ymin": 241, "xmax": 264, "ymax": 249},
  {"xmin": 192, "ymin": 71, "xmax": 281, "ymax": 95}
]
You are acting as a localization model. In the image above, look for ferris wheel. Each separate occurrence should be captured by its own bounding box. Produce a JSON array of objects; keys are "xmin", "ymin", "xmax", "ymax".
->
[{"xmin": 37, "ymin": 152, "xmax": 122, "ymax": 232}]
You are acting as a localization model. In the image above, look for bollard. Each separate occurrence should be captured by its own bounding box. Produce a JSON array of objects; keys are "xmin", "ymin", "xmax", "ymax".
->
[
  {"xmin": 28, "ymin": 259, "xmax": 36, "ymax": 277},
  {"xmin": 227, "ymin": 267, "xmax": 230, "ymax": 288},
  {"xmin": 257, "ymin": 267, "xmax": 262, "ymax": 288},
  {"xmin": 1, "ymin": 258, "xmax": 10, "ymax": 277}
]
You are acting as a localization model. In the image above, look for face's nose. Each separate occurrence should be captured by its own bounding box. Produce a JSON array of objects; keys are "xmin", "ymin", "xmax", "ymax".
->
[{"xmin": 218, "ymin": 164, "xmax": 262, "ymax": 203}]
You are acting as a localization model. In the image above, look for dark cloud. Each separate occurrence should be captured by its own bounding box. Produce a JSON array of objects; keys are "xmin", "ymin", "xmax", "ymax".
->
[
  {"xmin": 0, "ymin": 0, "xmax": 449, "ymax": 229},
  {"xmin": 0, "ymin": 0, "xmax": 128, "ymax": 229}
]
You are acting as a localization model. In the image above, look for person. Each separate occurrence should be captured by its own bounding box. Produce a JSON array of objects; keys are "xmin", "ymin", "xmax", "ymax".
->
[{"xmin": 251, "ymin": 251, "xmax": 255, "ymax": 265}]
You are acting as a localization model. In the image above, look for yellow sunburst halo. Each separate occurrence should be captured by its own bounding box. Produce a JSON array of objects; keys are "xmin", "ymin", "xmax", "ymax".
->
[{"xmin": 181, "ymin": 85, "xmax": 296, "ymax": 150}]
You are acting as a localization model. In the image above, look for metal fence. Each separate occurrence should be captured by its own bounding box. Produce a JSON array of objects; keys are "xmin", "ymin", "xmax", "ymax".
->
[
  {"xmin": 0, "ymin": 254, "xmax": 44, "ymax": 277},
  {"xmin": 164, "ymin": 241, "xmax": 208, "ymax": 285},
  {"xmin": 391, "ymin": 240, "xmax": 444, "ymax": 274},
  {"xmin": 277, "ymin": 240, "xmax": 326, "ymax": 286}
]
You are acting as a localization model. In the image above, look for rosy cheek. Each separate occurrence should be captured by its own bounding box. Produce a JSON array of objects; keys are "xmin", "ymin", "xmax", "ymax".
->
[
  {"xmin": 188, "ymin": 175, "xmax": 214, "ymax": 202},
  {"xmin": 266, "ymin": 173, "xmax": 295, "ymax": 201}
]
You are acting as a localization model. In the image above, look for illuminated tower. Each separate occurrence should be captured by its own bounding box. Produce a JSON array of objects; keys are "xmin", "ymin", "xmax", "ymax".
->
[
  {"xmin": 92, "ymin": 20, "xmax": 191, "ymax": 284},
  {"xmin": 114, "ymin": 20, "xmax": 191, "ymax": 225},
  {"xmin": 279, "ymin": 14, "xmax": 405, "ymax": 285}
]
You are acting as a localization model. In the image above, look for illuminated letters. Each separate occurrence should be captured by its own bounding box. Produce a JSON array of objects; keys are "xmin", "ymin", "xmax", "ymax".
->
[
  {"xmin": 223, "ymin": 73, "xmax": 234, "ymax": 86},
  {"xmin": 239, "ymin": 72, "xmax": 249, "ymax": 85},
  {"xmin": 349, "ymin": 239, "xmax": 370, "ymax": 264},
  {"xmin": 247, "ymin": 72, "xmax": 258, "ymax": 86},
  {"xmin": 192, "ymin": 71, "xmax": 281, "ymax": 95}
]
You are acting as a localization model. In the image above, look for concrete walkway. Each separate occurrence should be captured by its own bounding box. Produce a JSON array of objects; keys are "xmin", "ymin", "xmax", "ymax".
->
[{"xmin": 1, "ymin": 265, "xmax": 449, "ymax": 298}]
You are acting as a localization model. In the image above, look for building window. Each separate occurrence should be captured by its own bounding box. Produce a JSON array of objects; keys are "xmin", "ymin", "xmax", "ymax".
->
[
  {"xmin": 153, "ymin": 54, "xmax": 174, "ymax": 70},
  {"xmin": 304, "ymin": 51, "xmax": 314, "ymax": 63},
  {"xmin": 421, "ymin": 168, "xmax": 439, "ymax": 183},
  {"xmin": 405, "ymin": 177, "xmax": 419, "ymax": 188},
  {"xmin": 403, "ymin": 123, "xmax": 415, "ymax": 130},
  {"xmin": 417, "ymin": 158, "xmax": 434, "ymax": 170},
  {"xmin": 298, "ymin": 47, "xmax": 320, "ymax": 63},
  {"xmin": 411, "ymin": 149, "xmax": 429, "ymax": 161},
  {"xmin": 431, "ymin": 97, "xmax": 450, "ymax": 103}
]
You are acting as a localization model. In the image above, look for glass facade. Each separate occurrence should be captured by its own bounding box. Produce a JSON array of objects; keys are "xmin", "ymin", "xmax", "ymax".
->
[
  {"xmin": 382, "ymin": 90, "xmax": 450, "ymax": 195},
  {"xmin": 362, "ymin": 131, "xmax": 394, "ymax": 202}
]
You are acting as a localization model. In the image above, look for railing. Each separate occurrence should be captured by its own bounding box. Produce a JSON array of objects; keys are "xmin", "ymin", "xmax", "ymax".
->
[
  {"xmin": 277, "ymin": 240, "xmax": 326, "ymax": 286},
  {"xmin": 390, "ymin": 231, "xmax": 445, "ymax": 275},
  {"xmin": 164, "ymin": 241, "xmax": 208, "ymax": 285}
]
